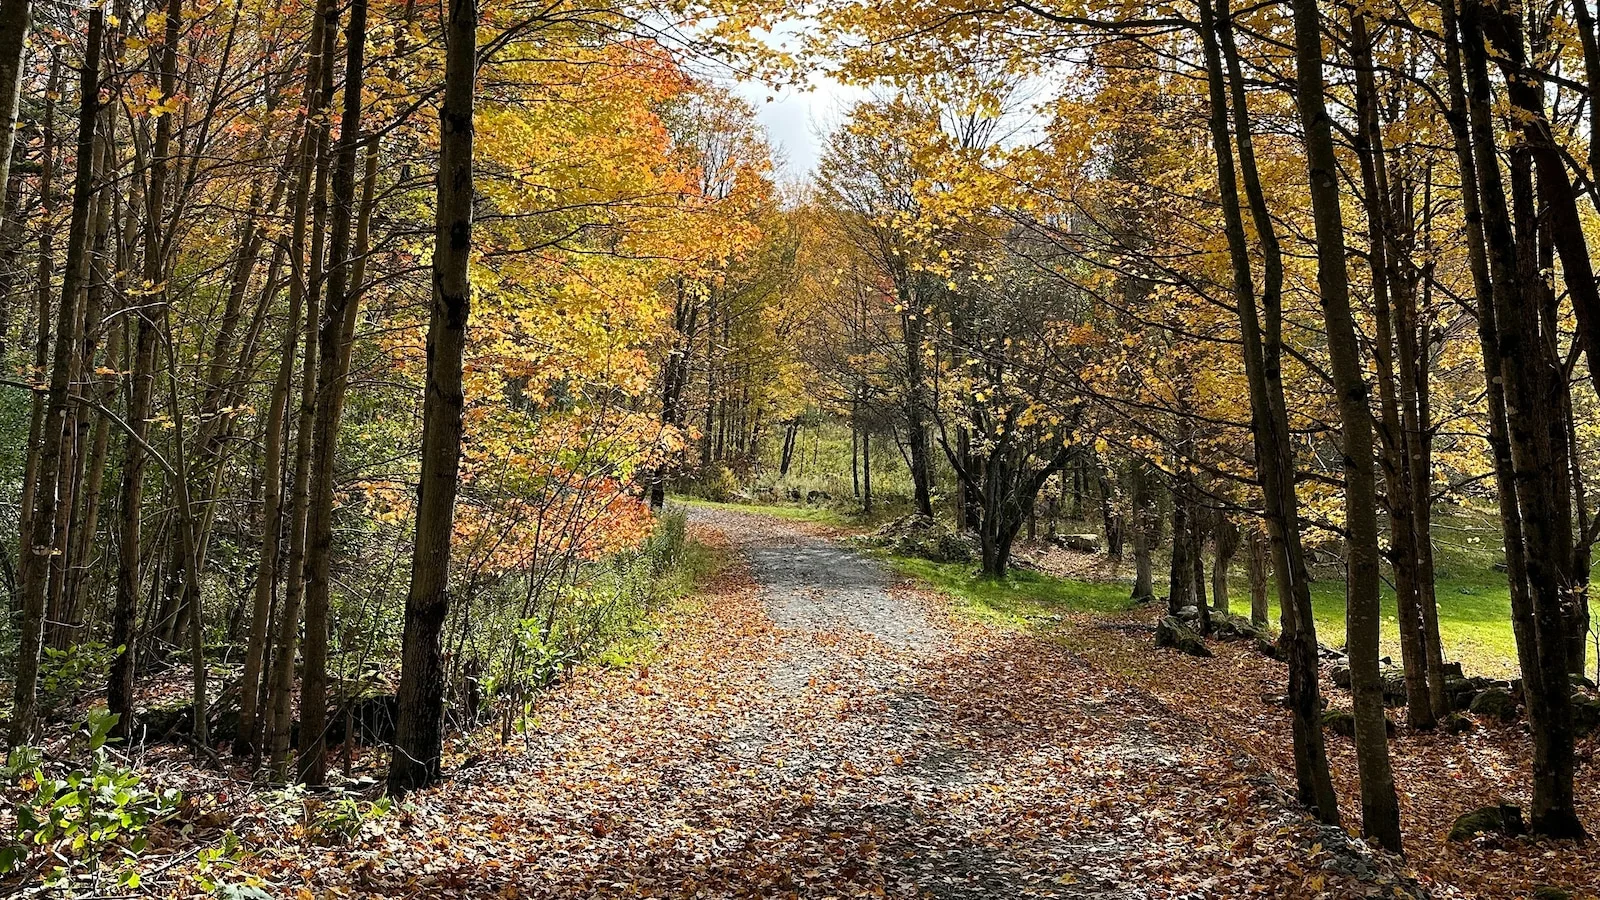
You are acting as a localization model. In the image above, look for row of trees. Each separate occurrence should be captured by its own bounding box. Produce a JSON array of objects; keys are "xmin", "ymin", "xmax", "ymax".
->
[
  {"xmin": 0, "ymin": 0, "xmax": 782, "ymax": 795},
  {"xmin": 756, "ymin": 0, "xmax": 1597, "ymax": 850}
]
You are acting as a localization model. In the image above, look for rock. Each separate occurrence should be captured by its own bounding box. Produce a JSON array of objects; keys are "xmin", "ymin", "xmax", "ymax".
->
[
  {"xmin": 1531, "ymin": 887, "xmax": 1573, "ymax": 900},
  {"xmin": 1571, "ymin": 692, "xmax": 1600, "ymax": 738},
  {"xmin": 1441, "ymin": 712, "xmax": 1475, "ymax": 734},
  {"xmin": 1571, "ymin": 673, "xmax": 1598, "ymax": 690},
  {"xmin": 1256, "ymin": 636, "xmax": 1287, "ymax": 661},
  {"xmin": 1444, "ymin": 676, "xmax": 1494, "ymax": 711},
  {"xmin": 1447, "ymin": 804, "xmax": 1524, "ymax": 842},
  {"xmin": 1321, "ymin": 709, "xmax": 1394, "ymax": 738},
  {"xmin": 1322, "ymin": 709, "xmax": 1356, "ymax": 737},
  {"xmin": 1175, "ymin": 604, "xmax": 1201, "ymax": 622},
  {"xmin": 1381, "ymin": 671, "xmax": 1409, "ymax": 706},
  {"xmin": 1209, "ymin": 612, "xmax": 1260, "ymax": 642},
  {"xmin": 1155, "ymin": 616, "xmax": 1212, "ymax": 658},
  {"xmin": 865, "ymin": 514, "xmax": 976, "ymax": 564},
  {"xmin": 1331, "ymin": 665, "xmax": 1352, "ymax": 688},
  {"xmin": 1052, "ymin": 533, "xmax": 1101, "ymax": 553},
  {"xmin": 1470, "ymin": 687, "xmax": 1519, "ymax": 722}
]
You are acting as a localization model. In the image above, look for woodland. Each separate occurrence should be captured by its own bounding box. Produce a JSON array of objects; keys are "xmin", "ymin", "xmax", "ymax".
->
[{"xmin": 1, "ymin": 0, "xmax": 1600, "ymax": 896}]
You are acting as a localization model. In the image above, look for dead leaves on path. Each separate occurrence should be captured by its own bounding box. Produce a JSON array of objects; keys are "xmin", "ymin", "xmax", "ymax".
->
[
  {"xmin": 232, "ymin": 527, "xmax": 1423, "ymax": 900},
  {"xmin": 1060, "ymin": 606, "xmax": 1599, "ymax": 900}
]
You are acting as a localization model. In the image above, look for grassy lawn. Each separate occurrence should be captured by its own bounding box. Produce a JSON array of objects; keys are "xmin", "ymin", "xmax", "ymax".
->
[
  {"xmin": 883, "ymin": 555, "xmax": 1135, "ymax": 628},
  {"xmin": 1273, "ymin": 508, "xmax": 1522, "ymax": 677}
]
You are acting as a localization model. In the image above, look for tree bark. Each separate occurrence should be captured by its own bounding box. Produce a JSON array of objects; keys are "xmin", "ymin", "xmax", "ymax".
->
[
  {"xmin": 268, "ymin": 0, "xmax": 333, "ymax": 779},
  {"xmin": 1287, "ymin": 0, "xmax": 1400, "ymax": 851},
  {"xmin": 1452, "ymin": 0, "xmax": 1585, "ymax": 838},
  {"xmin": 299, "ymin": 0, "xmax": 369, "ymax": 786},
  {"xmin": 9, "ymin": 5, "xmax": 103, "ymax": 746},
  {"xmin": 1349, "ymin": 15, "xmax": 1435, "ymax": 729},
  {"xmin": 389, "ymin": 0, "xmax": 475, "ymax": 794},
  {"xmin": 1201, "ymin": 0, "xmax": 1340, "ymax": 825},
  {"xmin": 0, "ymin": 0, "xmax": 30, "ymax": 201}
]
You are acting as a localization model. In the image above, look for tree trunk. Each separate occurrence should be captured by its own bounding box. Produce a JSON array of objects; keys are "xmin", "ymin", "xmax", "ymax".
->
[
  {"xmin": 1349, "ymin": 15, "xmax": 1435, "ymax": 729},
  {"xmin": 1288, "ymin": 0, "xmax": 1400, "ymax": 851},
  {"xmin": 9, "ymin": 5, "xmax": 102, "ymax": 745},
  {"xmin": 1129, "ymin": 460, "xmax": 1154, "ymax": 601},
  {"xmin": 1247, "ymin": 530, "xmax": 1269, "ymax": 627},
  {"xmin": 389, "ymin": 0, "xmax": 475, "ymax": 794},
  {"xmin": 1203, "ymin": 0, "xmax": 1339, "ymax": 825},
  {"xmin": 1212, "ymin": 515, "xmax": 1238, "ymax": 613},
  {"xmin": 299, "ymin": 0, "xmax": 369, "ymax": 786},
  {"xmin": 0, "ymin": 0, "xmax": 31, "ymax": 198},
  {"xmin": 268, "ymin": 0, "xmax": 333, "ymax": 780},
  {"xmin": 1452, "ymin": 0, "xmax": 1585, "ymax": 838}
]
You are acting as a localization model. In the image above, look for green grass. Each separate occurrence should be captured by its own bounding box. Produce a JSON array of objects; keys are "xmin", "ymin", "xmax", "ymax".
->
[
  {"xmin": 883, "ymin": 554, "xmax": 1135, "ymax": 628},
  {"xmin": 1275, "ymin": 511, "xmax": 1523, "ymax": 677},
  {"xmin": 595, "ymin": 536, "xmax": 729, "ymax": 669}
]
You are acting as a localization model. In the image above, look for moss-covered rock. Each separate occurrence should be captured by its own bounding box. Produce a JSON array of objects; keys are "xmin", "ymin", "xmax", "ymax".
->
[
  {"xmin": 1469, "ymin": 687, "xmax": 1519, "ymax": 722},
  {"xmin": 1155, "ymin": 616, "xmax": 1212, "ymax": 658},
  {"xmin": 1571, "ymin": 691, "xmax": 1600, "ymax": 738},
  {"xmin": 1255, "ymin": 635, "xmax": 1287, "ymax": 661},
  {"xmin": 1447, "ymin": 804, "xmax": 1524, "ymax": 842},
  {"xmin": 1209, "ymin": 612, "xmax": 1260, "ymax": 642},
  {"xmin": 1321, "ymin": 708, "xmax": 1394, "ymax": 738},
  {"xmin": 863, "ymin": 515, "xmax": 976, "ymax": 564},
  {"xmin": 1322, "ymin": 709, "xmax": 1356, "ymax": 737}
]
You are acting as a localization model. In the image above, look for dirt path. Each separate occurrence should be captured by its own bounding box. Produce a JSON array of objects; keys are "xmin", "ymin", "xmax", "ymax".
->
[{"xmin": 311, "ymin": 507, "xmax": 1422, "ymax": 899}]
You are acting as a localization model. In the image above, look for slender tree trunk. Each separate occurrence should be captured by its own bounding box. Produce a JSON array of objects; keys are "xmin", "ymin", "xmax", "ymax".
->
[
  {"xmin": 57, "ymin": 132, "xmax": 118, "ymax": 649},
  {"xmin": 15, "ymin": 54, "xmax": 57, "ymax": 635},
  {"xmin": 389, "ymin": 0, "xmax": 476, "ymax": 795},
  {"xmin": 299, "ymin": 0, "xmax": 369, "ymax": 787},
  {"xmin": 1350, "ymin": 16, "xmax": 1434, "ymax": 729},
  {"xmin": 1212, "ymin": 515, "xmax": 1238, "ymax": 613},
  {"xmin": 0, "ymin": 0, "xmax": 31, "ymax": 200},
  {"xmin": 1248, "ymin": 530, "xmax": 1269, "ymax": 627},
  {"xmin": 9, "ymin": 6, "xmax": 102, "ymax": 745},
  {"xmin": 269, "ymin": 0, "xmax": 332, "ymax": 780},
  {"xmin": 236, "ymin": 159, "xmax": 310, "ymax": 757},
  {"xmin": 1452, "ymin": 0, "xmax": 1585, "ymax": 838},
  {"xmin": 1130, "ymin": 460, "xmax": 1154, "ymax": 601},
  {"xmin": 1203, "ymin": 0, "xmax": 1339, "ymax": 823},
  {"xmin": 862, "ymin": 427, "xmax": 872, "ymax": 515},
  {"xmin": 1287, "ymin": 0, "xmax": 1400, "ymax": 851}
]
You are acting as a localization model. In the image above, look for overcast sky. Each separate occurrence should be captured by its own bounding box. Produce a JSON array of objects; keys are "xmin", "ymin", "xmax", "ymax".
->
[{"xmin": 730, "ymin": 72, "xmax": 869, "ymax": 181}]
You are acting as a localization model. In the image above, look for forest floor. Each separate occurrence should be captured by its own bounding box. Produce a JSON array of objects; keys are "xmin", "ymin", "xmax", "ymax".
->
[
  {"xmin": 30, "ymin": 506, "xmax": 1587, "ymax": 897},
  {"xmin": 873, "ymin": 519, "xmax": 1600, "ymax": 900},
  {"xmin": 250, "ymin": 505, "xmax": 1429, "ymax": 899}
]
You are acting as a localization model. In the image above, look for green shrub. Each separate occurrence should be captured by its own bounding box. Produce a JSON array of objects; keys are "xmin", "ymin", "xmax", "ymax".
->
[{"xmin": 0, "ymin": 709, "xmax": 181, "ymax": 889}]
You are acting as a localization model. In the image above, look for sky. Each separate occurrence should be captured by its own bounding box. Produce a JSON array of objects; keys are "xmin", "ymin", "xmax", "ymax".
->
[{"xmin": 729, "ymin": 70, "xmax": 869, "ymax": 181}]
